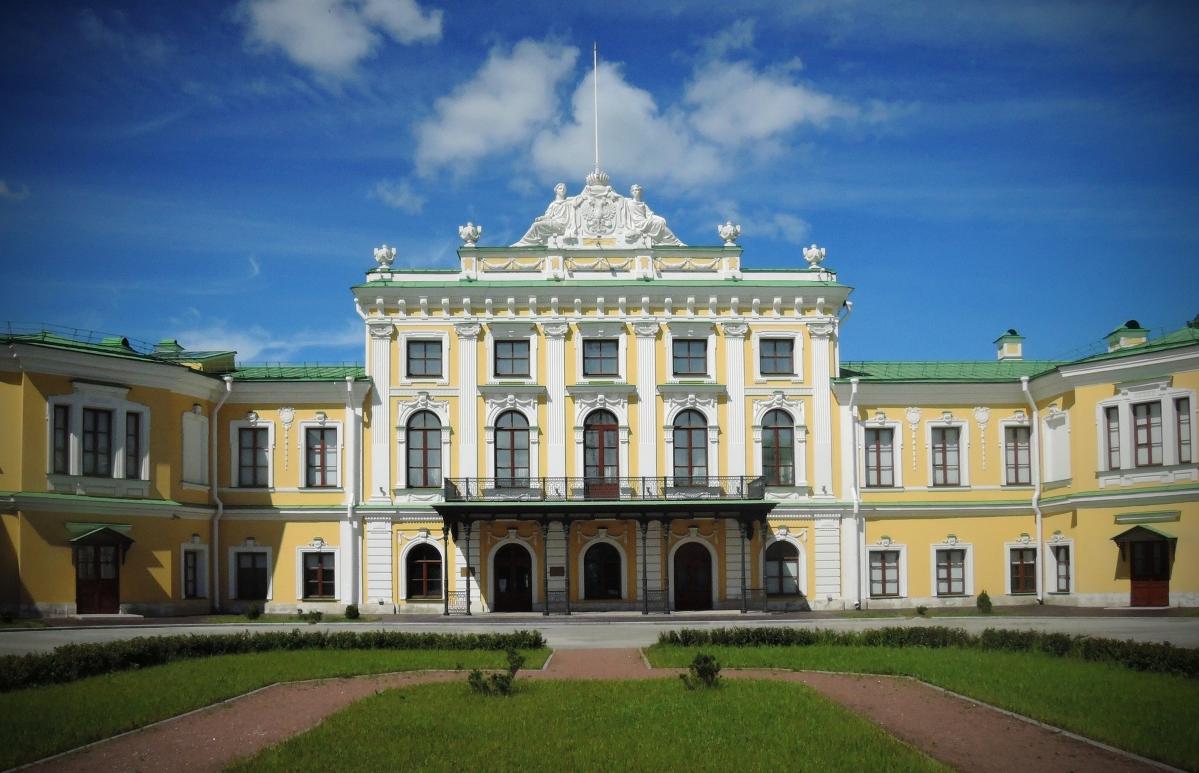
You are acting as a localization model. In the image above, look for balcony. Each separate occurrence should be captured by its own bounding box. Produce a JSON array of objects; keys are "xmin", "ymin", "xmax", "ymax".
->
[{"xmin": 443, "ymin": 476, "xmax": 767, "ymax": 503}]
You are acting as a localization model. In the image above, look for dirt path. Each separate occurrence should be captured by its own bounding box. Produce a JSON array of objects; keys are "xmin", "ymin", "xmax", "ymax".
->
[{"xmin": 31, "ymin": 650, "xmax": 1163, "ymax": 773}]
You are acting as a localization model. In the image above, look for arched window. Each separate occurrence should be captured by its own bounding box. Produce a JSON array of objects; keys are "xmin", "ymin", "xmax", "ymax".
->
[
  {"xmin": 406, "ymin": 543, "xmax": 442, "ymax": 599},
  {"xmin": 406, "ymin": 411, "xmax": 442, "ymax": 488},
  {"xmin": 495, "ymin": 410, "xmax": 530, "ymax": 487},
  {"xmin": 765, "ymin": 541, "xmax": 801, "ymax": 596},
  {"xmin": 583, "ymin": 542, "xmax": 622, "ymax": 599},
  {"xmin": 584, "ymin": 410, "xmax": 619, "ymax": 498},
  {"xmin": 673, "ymin": 409, "xmax": 708, "ymax": 485},
  {"xmin": 762, "ymin": 409, "xmax": 794, "ymax": 486}
]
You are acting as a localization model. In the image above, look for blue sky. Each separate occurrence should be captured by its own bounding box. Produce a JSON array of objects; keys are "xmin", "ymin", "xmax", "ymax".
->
[{"xmin": 1, "ymin": 1, "xmax": 1197, "ymax": 364}]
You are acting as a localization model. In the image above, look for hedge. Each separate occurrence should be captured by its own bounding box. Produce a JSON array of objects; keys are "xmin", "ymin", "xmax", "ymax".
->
[
  {"xmin": 0, "ymin": 629, "xmax": 546, "ymax": 693},
  {"xmin": 657, "ymin": 626, "xmax": 1199, "ymax": 679}
]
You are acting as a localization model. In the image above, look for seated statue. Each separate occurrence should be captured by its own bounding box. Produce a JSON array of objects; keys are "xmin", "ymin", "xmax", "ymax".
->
[
  {"xmin": 623, "ymin": 184, "xmax": 683, "ymax": 246},
  {"xmin": 513, "ymin": 183, "xmax": 576, "ymax": 247}
]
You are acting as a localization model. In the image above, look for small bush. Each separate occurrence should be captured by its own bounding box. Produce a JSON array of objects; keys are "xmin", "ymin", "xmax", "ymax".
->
[
  {"xmin": 344, "ymin": 604, "xmax": 360, "ymax": 620},
  {"xmin": 915, "ymin": 605, "xmax": 928, "ymax": 617},
  {"xmin": 468, "ymin": 648, "xmax": 525, "ymax": 696},
  {"xmin": 680, "ymin": 653, "xmax": 721, "ymax": 690},
  {"xmin": 305, "ymin": 611, "xmax": 323, "ymax": 625},
  {"xmin": 245, "ymin": 605, "xmax": 263, "ymax": 620},
  {"xmin": 976, "ymin": 590, "xmax": 993, "ymax": 614}
]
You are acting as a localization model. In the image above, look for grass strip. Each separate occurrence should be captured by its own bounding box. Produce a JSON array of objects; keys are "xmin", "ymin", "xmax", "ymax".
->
[
  {"xmin": 648, "ymin": 644, "xmax": 1199, "ymax": 771},
  {"xmin": 0, "ymin": 648, "xmax": 546, "ymax": 770},
  {"xmin": 234, "ymin": 679, "xmax": 946, "ymax": 772}
]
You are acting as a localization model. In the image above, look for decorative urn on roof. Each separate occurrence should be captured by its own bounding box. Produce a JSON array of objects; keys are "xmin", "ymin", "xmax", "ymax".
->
[
  {"xmin": 803, "ymin": 243, "xmax": 827, "ymax": 268},
  {"xmin": 718, "ymin": 221, "xmax": 741, "ymax": 246},
  {"xmin": 458, "ymin": 222, "xmax": 482, "ymax": 246},
  {"xmin": 373, "ymin": 244, "xmax": 396, "ymax": 269}
]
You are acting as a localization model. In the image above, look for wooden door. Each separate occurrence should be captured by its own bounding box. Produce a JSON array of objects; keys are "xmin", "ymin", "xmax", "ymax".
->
[
  {"xmin": 1130, "ymin": 540, "xmax": 1170, "ymax": 607},
  {"xmin": 584, "ymin": 411, "xmax": 620, "ymax": 499},
  {"xmin": 75, "ymin": 544, "xmax": 120, "ymax": 614},
  {"xmin": 492, "ymin": 544, "xmax": 533, "ymax": 612},
  {"xmin": 674, "ymin": 542, "xmax": 713, "ymax": 611}
]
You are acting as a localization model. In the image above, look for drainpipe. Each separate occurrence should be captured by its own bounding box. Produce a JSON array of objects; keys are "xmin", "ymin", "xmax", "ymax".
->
[
  {"xmin": 1021, "ymin": 376, "xmax": 1044, "ymax": 604},
  {"xmin": 211, "ymin": 375, "xmax": 233, "ymax": 611},
  {"xmin": 848, "ymin": 377, "xmax": 863, "ymax": 609},
  {"xmin": 344, "ymin": 375, "xmax": 359, "ymax": 606}
]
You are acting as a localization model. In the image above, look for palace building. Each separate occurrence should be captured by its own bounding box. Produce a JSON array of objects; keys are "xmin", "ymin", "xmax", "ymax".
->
[{"xmin": 1, "ymin": 167, "xmax": 1196, "ymax": 617}]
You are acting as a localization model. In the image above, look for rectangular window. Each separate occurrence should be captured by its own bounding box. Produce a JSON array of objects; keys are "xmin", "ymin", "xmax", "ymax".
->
[
  {"xmin": 305, "ymin": 427, "xmax": 338, "ymax": 487},
  {"xmin": 1010, "ymin": 547, "xmax": 1037, "ymax": 594},
  {"xmin": 1133, "ymin": 401, "xmax": 1162, "ymax": 467},
  {"xmin": 183, "ymin": 550, "xmax": 200, "ymax": 599},
  {"xmin": 406, "ymin": 340, "xmax": 442, "ymax": 378},
  {"xmin": 582, "ymin": 339, "xmax": 619, "ymax": 377},
  {"xmin": 238, "ymin": 428, "xmax": 269, "ymax": 487},
  {"xmin": 1105, "ymin": 406, "xmax": 1121, "ymax": 470},
  {"xmin": 864, "ymin": 428, "xmax": 894, "ymax": 487},
  {"xmin": 935, "ymin": 549, "xmax": 966, "ymax": 596},
  {"xmin": 759, "ymin": 339, "xmax": 794, "ymax": 376},
  {"xmin": 303, "ymin": 552, "xmax": 336, "ymax": 599},
  {"xmin": 869, "ymin": 550, "xmax": 900, "ymax": 598},
  {"xmin": 1004, "ymin": 426, "xmax": 1031, "ymax": 485},
  {"xmin": 82, "ymin": 408, "xmax": 113, "ymax": 477},
  {"xmin": 672, "ymin": 339, "xmax": 707, "ymax": 376},
  {"xmin": 494, "ymin": 340, "xmax": 530, "ymax": 378},
  {"xmin": 1178, "ymin": 397, "xmax": 1192, "ymax": 464},
  {"xmin": 125, "ymin": 412, "xmax": 142, "ymax": 479},
  {"xmin": 52, "ymin": 405, "xmax": 70, "ymax": 474},
  {"xmin": 236, "ymin": 551, "xmax": 269, "ymax": 600},
  {"xmin": 1052, "ymin": 545, "xmax": 1071, "ymax": 593},
  {"xmin": 930, "ymin": 427, "xmax": 961, "ymax": 486}
]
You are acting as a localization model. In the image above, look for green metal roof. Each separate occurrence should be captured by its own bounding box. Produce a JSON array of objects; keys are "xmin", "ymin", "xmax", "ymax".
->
[
  {"xmin": 1065, "ymin": 324, "xmax": 1199, "ymax": 367},
  {"xmin": 230, "ymin": 364, "xmax": 367, "ymax": 381},
  {"xmin": 838, "ymin": 359, "xmax": 1063, "ymax": 383}
]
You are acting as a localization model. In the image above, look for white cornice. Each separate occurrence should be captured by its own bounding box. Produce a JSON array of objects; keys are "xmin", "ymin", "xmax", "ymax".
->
[
  {"xmin": 226, "ymin": 381, "xmax": 371, "ymax": 404},
  {"xmin": 2, "ymin": 493, "xmax": 214, "ymax": 519},
  {"xmin": 831, "ymin": 381, "xmax": 1027, "ymax": 406},
  {"xmin": 2, "ymin": 345, "xmax": 224, "ymax": 401}
]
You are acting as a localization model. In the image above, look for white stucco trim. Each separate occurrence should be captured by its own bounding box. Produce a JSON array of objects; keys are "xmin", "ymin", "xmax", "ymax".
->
[
  {"xmin": 485, "ymin": 321, "xmax": 539, "ymax": 384},
  {"xmin": 928, "ymin": 541, "xmax": 974, "ymax": 597},
  {"xmin": 1003, "ymin": 539, "xmax": 1040, "ymax": 596},
  {"xmin": 485, "ymin": 533, "xmax": 541, "ymax": 605},
  {"xmin": 1045, "ymin": 536, "xmax": 1076, "ymax": 595},
  {"xmin": 228, "ymin": 543, "xmax": 274, "ymax": 601},
  {"xmin": 228, "ymin": 418, "xmax": 275, "ymax": 489},
  {"xmin": 46, "ymin": 382, "xmax": 151, "ymax": 487},
  {"xmin": 577, "ymin": 533, "xmax": 630, "ymax": 600},
  {"xmin": 667, "ymin": 536, "xmax": 719, "ymax": 609},
  {"xmin": 924, "ymin": 415, "xmax": 970, "ymax": 488},
  {"xmin": 866, "ymin": 543, "xmax": 908, "ymax": 599},
  {"xmin": 663, "ymin": 320, "xmax": 716, "ymax": 382},
  {"xmin": 395, "ymin": 393, "xmax": 452, "ymax": 489},
  {"xmin": 857, "ymin": 415, "xmax": 904, "ymax": 489},
  {"xmin": 751, "ymin": 329, "xmax": 804, "ymax": 382},
  {"xmin": 297, "ymin": 420, "xmax": 343, "ymax": 490},
  {"xmin": 763, "ymin": 533, "xmax": 807, "ymax": 597},
  {"xmin": 295, "ymin": 544, "xmax": 342, "ymax": 601},
  {"xmin": 574, "ymin": 321, "xmax": 628, "ymax": 382},
  {"xmin": 397, "ymin": 330, "xmax": 450, "ymax": 386},
  {"xmin": 398, "ymin": 531, "xmax": 445, "ymax": 601}
]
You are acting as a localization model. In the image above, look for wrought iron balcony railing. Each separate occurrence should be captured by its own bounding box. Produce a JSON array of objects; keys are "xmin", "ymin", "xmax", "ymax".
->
[{"xmin": 443, "ymin": 475, "xmax": 767, "ymax": 503}]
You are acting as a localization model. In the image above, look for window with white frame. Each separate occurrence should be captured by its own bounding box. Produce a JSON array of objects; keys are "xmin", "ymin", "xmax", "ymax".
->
[
  {"xmin": 1133, "ymin": 401, "xmax": 1163, "ymax": 467},
  {"xmin": 761, "ymin": 410, "xmax": 795, "ymax": 486},
  {"xmin": 752, "ymin": 330, "xmax": 803, "ymax": 381},
  {"xmin": 864, "ymin": 428, "xmax": 895, "ymax": 488},
  {"xmin": 582, "ymin": 340, "xmax": 619, "ymax": 377},
  {"xmin": 930, "ymin": 426, "xmax": 962, "ymax": 486},
  {"xmin": 405, "ymin": 411, "xmax": 442, "ymax": 487},
  {"xmin": 233, "ymin": 550, "xmax": 270, "ymax": 600},
  {"xmin": 302, "ymin": 551, "xmax": 336, "ymax": 599},
  {"xmin": 1004, "ymin": 426, "xmax": 1031, "ymax": 485},
  {"xmin": 486, "ymin": 323, "xmax": 538, "ymax": 384},
  {"xmin": 238, "ymin": 427, "xmax": 270, "ymax": 487},
  {"xmin": 47, "ymin": 383, "xmax": 150, "ymax": 484},
  {"xmin": 1050, "ymin": 543, "xmax": 1072, "ymax": 593},
  {"xmin": 868, "ymin": 546, "xmax": 905, "ymax": 598},
  {"xmin": 304, "ymin": 426, "xmax": 339, "ymax": 488},
  {"xmin": 181, "ymin": 408, "xmax": 209, "ymax": 485},
  {"xmin": 181, "ymin": 543, "xmax": 208, "ymax": 599},
  {"xmin": 934, "ymin": 548, "xmax": 967, "ymax": 596},
  {"xmin": 406, "ymin": 339, "xmax": 443, "ymax": 378},
  {"xmin": 664, "ymin": 322, "xmax": 715, "ymax": 382},
  {"xmin": 495, "ymin": 340, "xmax": 530, "ymax": 378},
  {"xmin": 1105, "ymin": 405, "xmax": 1121, "ymax": 469},
  {"xmin": 672, "ymin": 339, "xmax": 707, "ymax": 377},
  {"xmin": 1096, "ymin": 381, "xmax": 1195, "ymax": 474},
  {"xmin": 765, "ymin": 541, "xmax": 802, "ymax": 596},
  {"xmin": 1179, "ymin": 397, "xmax": 1193, "ymax": 464},
  {"xmin": 672, "ymin": 409, "xmax": 708, "ymax": 484},
  {"xmin": 1042, "ymin": 409, "xmax": 1071, "ymax": 482},
  {"xmin": 495, "ymin": 410, "xmax": 531, "ymax": 487},
  {"xmin": 1009, "ymin": 546, "xmax": 1037, "ymax": 595}
]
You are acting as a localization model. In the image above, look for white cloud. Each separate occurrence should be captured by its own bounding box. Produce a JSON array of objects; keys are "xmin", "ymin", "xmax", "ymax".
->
[
  {"xmin": 239, "ymin": 0, "xmax": 442, "ymax": 80},
  {"xmin": 755, "ymin": 212, "xmax": 811, "ymax": 244},
  {"xmin": 530, "ymin": 63, "xmax": 723, "ymax": 189},
  {"xmin": 0, "ymin": 180, "xmax": 30, "ymax": 202},
  {"xmin": 686, "ymin": 60, "xmax": 861, "ymax": 145},
  {"xmin": 77, "ymin": 8, "xmax": 173, "ymax": 63},
  {"xmin": 371, "ymin": 177, "xmax": 425, "ymax": 212},
  {"xmin": 174, "ymin": 318, "xmax": 361, "ymax": 361},
  {"xmin": 700, "ymin": 18, "xmax": 756, "ymax": 60},
  {"xmin": 415, "ymin": 40, "xmax": 579, "ymax": 174}
]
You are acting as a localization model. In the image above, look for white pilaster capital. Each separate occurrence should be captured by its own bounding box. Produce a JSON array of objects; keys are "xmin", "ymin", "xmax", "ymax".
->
[
  {"xmin": 633, "ymin": 320, "xmax": 661, "ymax": 338},
  {"xmin": 367, "ymin": 318, "xmax": 394, "ymax": 339},
  {"xmin": 542, "ymin": 320, "xmax": 569, "ymax": 339},
  {"xmin": 454, "ymin": 321, "xmax": 482, "ymax": 340},
  {"xmin": 808, "ymin": 321, "xmax": 836, "ymax": 340},
  {"xmin": 721, "ymin": 320, "xmax": 750, "ymax": 338}
]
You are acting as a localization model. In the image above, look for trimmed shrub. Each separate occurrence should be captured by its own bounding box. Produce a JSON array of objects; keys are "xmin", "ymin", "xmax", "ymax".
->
[
  {"xmin": 680, "ymin": 653, "xmax": 721, "ymax": 690},
  {"xmin": 245, "ymin": 605, "xmax": 262, "ymax": 620},
  {"xmin": 915, "ymin": 605, "xmax": 928, "ymax": 617},
  {"xmin": 976, "ymin": 590, "xmax": 993, "ymax": 614},
  {"xmin": 468, "ymin": 648, "xmax": 525, "ymax": 696},
  {"xmin": 344, "ymin": 604, "xmax": 360, "ymax": 620},
  {"xmin": 0, "ymin": 629, "xmax": 546, "ymax": 693},
  {"xmin": 656, "ymin": 626, "xmax": 1199, "ymax": 679}
]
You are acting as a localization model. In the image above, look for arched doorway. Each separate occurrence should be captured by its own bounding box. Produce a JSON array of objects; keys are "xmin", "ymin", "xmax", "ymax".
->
[
  {"xmin": 492, "ymin": 543, "xmax": 533, "ymax": 612},
  {"xmin": 673, "ymin": 542, "xmax": 713, "ymax": 611},
  {"xmin": 583, "ymin": 542, "xmax": 623, "ymax": 600},
  {"xmin": 584, "ymin": 410, "xmax": 619, "ymax": 499}
]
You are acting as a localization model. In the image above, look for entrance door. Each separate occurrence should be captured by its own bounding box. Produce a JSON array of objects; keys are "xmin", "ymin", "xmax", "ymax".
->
[
  {"xmin": 1130, "ymin": 540, "xmax": 1171, "ymax": 607},
  {"xmin": 75, "ymin": 544, "xmax": 120, "ymax": 614},
  {"xmin": 492, "ymin": 543, "xmax": 533, "ymax": 612},
  {"xmin": 584, "ymin": 410, "xmax": 620, "ymax": 499},
  {"xmin": 674, "ymin": 542, "xmax": 713, "ymax": 611}
]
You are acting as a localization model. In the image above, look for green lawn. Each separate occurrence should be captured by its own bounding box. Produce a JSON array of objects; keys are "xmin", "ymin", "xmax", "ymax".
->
[
  {"xmin": 0, "ymin": 648, "xmax": 546, "ymax": 769},
  {"xmin": 233, "ymin": 679, "xmax": 945, "ymax": 772},
  {"xmin": 198, "ymin": 614, "xmax": 381, "ymax": 624},
  {"xmin": 648, "ymin": 644, "xmax": 1199, "ymax": 771}
]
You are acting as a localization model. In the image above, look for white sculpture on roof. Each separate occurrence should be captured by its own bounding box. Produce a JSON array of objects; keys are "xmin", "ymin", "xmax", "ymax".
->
[
  {"xmin": 458, "ymin": 222, "xmax": 482, "ymax": 246},
  {"xmin": 512, "ymin": 170, "xmax": 685, "ymax": 248},
  {"xmin": 718, "ymin": 221, "xmax": 741, "ymax": 245}
]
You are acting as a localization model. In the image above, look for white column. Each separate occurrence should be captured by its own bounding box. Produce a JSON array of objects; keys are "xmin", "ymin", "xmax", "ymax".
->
[
  {"xmin": 342, "ymin": 378, "xmax": 362, "ymax": 605},
  {"xmin": 543, "ymin": 320, "xmax": 568, "ymax": 480},
  {"xmin": 364, "ymin": 515, "xmax": 393, "ymax": 610},
  {"xmin": 547, "ymin": 521, "xmax": 567, "ymax": 594},
  {"xmin": 724, "ymin": 519, "xmax": 743, "ymax": 600},
  {"xmin": 809, "ymin": 321, "xmax": 836, "ymax": 497},
  {"xmin": 366, "ymin": 318, "xmax": 394, "ymax": 503},
  {"xmin": 454, "ymin": 322, "xmax": 482, "ymax": 479},
  {"xmin": 721, "ymin": 321, "xmax": 749, "ymax": 477},
  {"xmin": 814, "ymin": 513, "xmax": 842, "ymax": 602},
  {"xmin": 453, "ymin": 522, "xmax": 483, "ymax": 611},
  {"xmin": 633, "ymin": 321, "xmax": 660, "ymax": 478}
]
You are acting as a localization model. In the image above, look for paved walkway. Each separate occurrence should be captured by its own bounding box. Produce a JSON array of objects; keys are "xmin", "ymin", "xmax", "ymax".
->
[
  {"xmin": 31, "ymin": 649, "xmax": 1164, "ymax": 773},
  {"xmin": 4, "ymin": 614, "xmax": 1198, "ymax": 654}
]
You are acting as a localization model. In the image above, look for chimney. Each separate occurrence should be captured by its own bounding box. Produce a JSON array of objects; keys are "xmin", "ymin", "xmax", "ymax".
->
[
  {"xmin": 1105, "ymin": 320, "xmax": 1149, "ymax": 352},
  {"xmin": 994, "ymin": 329, "xmax": 1024, "ymax": 361}
]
